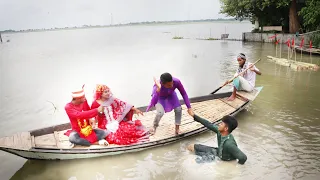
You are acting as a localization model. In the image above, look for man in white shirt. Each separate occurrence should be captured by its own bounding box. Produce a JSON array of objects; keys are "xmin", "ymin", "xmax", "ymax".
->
[{"xmin": 225, "ymin": 53, "xmax": 262, "ymax": 101}]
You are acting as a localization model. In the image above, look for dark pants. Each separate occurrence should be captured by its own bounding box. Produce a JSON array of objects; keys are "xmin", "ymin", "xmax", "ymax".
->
[
  {"xmin": 194, "ymin": 144, "xmax": 218, "ymax": 163},
  {"xmin": 69, "ymin": 129, "xmax": 109, "ymax": 146}
]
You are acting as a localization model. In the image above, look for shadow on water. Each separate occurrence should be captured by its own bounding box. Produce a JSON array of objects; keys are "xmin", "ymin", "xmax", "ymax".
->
[{"xmin": 10, "ymin": 160, "xmax": 48, "ymax": 180}]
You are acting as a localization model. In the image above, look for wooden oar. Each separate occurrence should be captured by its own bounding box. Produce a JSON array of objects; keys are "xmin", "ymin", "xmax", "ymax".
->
[{"xmin": 210, "ymin": 58, "xmax": 261, "ymax": 94}]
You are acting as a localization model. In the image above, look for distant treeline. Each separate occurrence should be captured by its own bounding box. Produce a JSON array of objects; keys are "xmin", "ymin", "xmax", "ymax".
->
[{"xmin": 0, "ymin": 18, "xmax": 243, "ymax": 33}]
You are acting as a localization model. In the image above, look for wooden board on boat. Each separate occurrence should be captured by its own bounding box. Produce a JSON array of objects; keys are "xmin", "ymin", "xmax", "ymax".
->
[
  {"xmin": 0, "ymin": 132, "xmax": 32, "ymax": 150},
  {"xmin": 0, "ymin": 87, "xmax": 263, "ymax": 160}
]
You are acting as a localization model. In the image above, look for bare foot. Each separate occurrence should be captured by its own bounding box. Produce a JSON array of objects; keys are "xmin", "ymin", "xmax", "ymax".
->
[
  {"xmin": 138, "ymin": 133, "xmax": 151, "ymax": 140},
  {"xmin": 175, "ymin": 125, "xmax": 181, "ymax": 135},
  {"xmin": 187, "ymin": 144, "xmax": 195, "ymax": 152},
  {"xmin": 149, "ymin": 127, "xmax": 156, "ymax": 135},
  {"xmin": 98, "ymin": 139, "xmax": 109, "ymax": 146},
  {"xmin": 227, "ymin": 95, "xmax": 236, "ymax": 101}
]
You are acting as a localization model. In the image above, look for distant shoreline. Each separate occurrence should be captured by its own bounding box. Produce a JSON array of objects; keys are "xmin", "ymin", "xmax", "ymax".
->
[{"xmin": 0, "ymin": 19, "xmax": 249, "ymax": 34}]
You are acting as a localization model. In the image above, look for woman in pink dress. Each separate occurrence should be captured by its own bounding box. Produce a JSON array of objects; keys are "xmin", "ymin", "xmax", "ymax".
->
[{"xmin": 91, "ymin": 84, "xmax": 149, "ymax": 145}]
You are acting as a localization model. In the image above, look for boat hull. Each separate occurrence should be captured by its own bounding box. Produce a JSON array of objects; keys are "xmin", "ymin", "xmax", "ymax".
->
[
  {"xmin": 0, "ymin": 87, "xmax": 263, "ymax": 160},
  {"xmin": 0, "ymin": 101, "xmax": 248, "ymax": 160}
]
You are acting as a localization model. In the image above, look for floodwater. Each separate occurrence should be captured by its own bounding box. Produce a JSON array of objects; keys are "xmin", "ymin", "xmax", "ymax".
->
[{"xmin": 1, "ymin": 21, "xmax": 320, "ymax": 180}]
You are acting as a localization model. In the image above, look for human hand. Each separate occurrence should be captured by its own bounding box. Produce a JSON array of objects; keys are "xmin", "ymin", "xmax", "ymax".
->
[
  {"xmin": 187, "ymin": 108, "xmax": 194, "ymax": 117},
  {"xmin": 97, "ymin": 105, "xmax": 104, "ymax": 113},
  {"xmin": 223, "ymin": 80, "xmax": 231, "ymax": 86},
  {"xmin": 89, "ymin": 118, "xmax": 98, "ymax": 129},
  {"xmin": 135, "ymin": 108, "xmax": 144, "ymax": 116},
  {"xmin": 153, "ymin": 77, "xmax": 161, "ymax": 92},
  {"xmin": 249, "ymin": 64, "xmax": 255, "ymax": 71}
]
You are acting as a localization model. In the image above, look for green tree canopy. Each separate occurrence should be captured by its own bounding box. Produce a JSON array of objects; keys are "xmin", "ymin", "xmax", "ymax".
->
[
  {"xmin": 299, "ymin": 0, "xmax": 320, "ymax": 31},
  {"xmin": 220, "ymin": 0, "xmax": 303, "ymax": 33}
]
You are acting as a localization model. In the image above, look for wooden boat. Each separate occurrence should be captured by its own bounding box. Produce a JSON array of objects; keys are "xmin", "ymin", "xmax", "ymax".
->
[
  {"xmin": 294, "ymin": 45, "xmax": 320, "ymax": 56},
  {"xmin": 0, "ymin": 87, "xmax": 263, "ymax": 160}
]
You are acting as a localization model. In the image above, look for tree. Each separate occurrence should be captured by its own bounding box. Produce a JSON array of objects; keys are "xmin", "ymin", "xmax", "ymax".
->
[
  {"xmin": 299, "ymin": 0, "xmax": 320, "ymax": 31},
  {"xmin": 219, "ymin": 0, "xmax": 302, "ymax": 33},
  {"xmin": 289, "ymin": 0, "xmax": 300, "ymax": 33},
  {"xmin": 219, "ymin": 0, "xmax": 254, "ymax": 21}
]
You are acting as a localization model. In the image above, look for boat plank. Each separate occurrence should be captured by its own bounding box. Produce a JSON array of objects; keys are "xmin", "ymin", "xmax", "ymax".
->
[
  {"xmin": 19, "ymin": 132, "xmax": 32, "ymax": 150},
  {"xmin": 35, "ymin": 134, "xmax": 57, "ymax": 148},
  {"xmin": 0, "ymin": 137, "xmax": 5, "ymax": 148},
  {"xmin": 0, "ymin": 136, "xmax": 14, "ymax": 148},
  {"xmin": 0, "ymin": 132, "xmax": 32, "ymax": 150},
  {"xmin": 31, "ymin": 135, "xmax": 35, "ymax": 147},
  {"xmin": 5, "ymin": 136, "xmax": 14, "ymax": 148},
  {"xmin": 54, "ymin": 131, "xmax": 62, "ymax": 148},
  {"xmin": 236, "ymin": 88, "xmax": 262, "ymax": 101},
  {"xmin": 219, "ymin": 97, "xmax": 245, "ymax": 109},
  {"xmin": 13, "ymin": 134, "xmax": 22, "ymax": 149}
]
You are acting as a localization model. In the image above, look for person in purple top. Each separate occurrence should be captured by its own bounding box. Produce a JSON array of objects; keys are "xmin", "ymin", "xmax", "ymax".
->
[{"xmin": 146, "ymin": 73, "xmax": 193, "ymax": 135}]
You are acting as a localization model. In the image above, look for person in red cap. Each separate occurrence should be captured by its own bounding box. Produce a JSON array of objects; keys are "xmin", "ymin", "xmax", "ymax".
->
[{"xmin": 64, "ymin": 85, "xmax": 109, "ymax": 146}]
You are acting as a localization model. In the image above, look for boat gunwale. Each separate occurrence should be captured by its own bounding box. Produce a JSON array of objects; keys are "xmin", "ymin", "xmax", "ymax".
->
[{"xmin": 3, "ymin": 100, "xmax": 249, "ymax": 155}]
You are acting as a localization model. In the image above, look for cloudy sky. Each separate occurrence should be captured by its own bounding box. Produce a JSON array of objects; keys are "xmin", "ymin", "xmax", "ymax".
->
[{"xmin": 0, "ymin": 0, "xmax": 228, "ymax": 31}]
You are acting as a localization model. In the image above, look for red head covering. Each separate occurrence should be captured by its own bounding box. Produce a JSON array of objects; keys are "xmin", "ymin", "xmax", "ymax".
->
[{"xmin": 94, "ymin": 84, "xmax": 112, "ymax": 100}]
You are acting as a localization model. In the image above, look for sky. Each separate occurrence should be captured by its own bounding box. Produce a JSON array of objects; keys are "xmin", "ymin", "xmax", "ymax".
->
[{"xmin": 0, "ymin": 0, "xmax": 228, "ymax": 31}]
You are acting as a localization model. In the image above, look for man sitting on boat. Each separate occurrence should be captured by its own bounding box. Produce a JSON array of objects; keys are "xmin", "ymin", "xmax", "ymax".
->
[
  {"xmin": 225, "ymin": 53, "xmax": 261, "ymax": 101},
  {"xmin": 64, "ymin": 85, "xmax": 110, "ymax": 147},
  {"xmin": 146, "ymin": 72, "xmax": 193, "ymax": 135},
  {"xmin": 187, "ymin": 110, "xmax": 247, "ymax": 164},
  {"xmin": 91, "ymin": 84, "xmax": 149, "ymax": 145}
]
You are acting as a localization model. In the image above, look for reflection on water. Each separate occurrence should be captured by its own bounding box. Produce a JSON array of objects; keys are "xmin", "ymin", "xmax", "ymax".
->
[{"xmin": 1, "ymin": 22, "xmax": 320, "ymax": 180}]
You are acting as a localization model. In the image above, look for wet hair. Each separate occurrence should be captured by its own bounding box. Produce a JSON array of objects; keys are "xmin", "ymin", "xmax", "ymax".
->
[
  {"xmin": 160, "ymin": 72, "xmax": 173, "ymax": 84},
  {"xmin": 222, "ymin": 115, "xmax": 238, "ymax": 133}
]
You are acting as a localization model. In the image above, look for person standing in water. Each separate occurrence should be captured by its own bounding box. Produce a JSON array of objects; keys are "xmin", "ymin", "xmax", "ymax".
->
[{"xmin": 146, "ymin": 72, "xmax": 193, "ymax": 135}]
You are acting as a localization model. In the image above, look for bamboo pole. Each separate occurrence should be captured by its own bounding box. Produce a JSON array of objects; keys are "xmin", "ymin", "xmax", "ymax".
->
[
  {"xmin": 295, "ymin": 47, "xmax": 297, "ymax": 62},
  {"xmin": 280, "ymin": 37, "xmax": 282, "ymax": 58},
  {"xmin": 288, "ymin": 45, "xmax": 290, "ymax": 61}
]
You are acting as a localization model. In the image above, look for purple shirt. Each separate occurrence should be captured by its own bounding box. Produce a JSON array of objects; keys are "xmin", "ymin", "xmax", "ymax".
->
[{"xmin": 146, "ymin": 77, "xmax": 191, "ymax": 112}]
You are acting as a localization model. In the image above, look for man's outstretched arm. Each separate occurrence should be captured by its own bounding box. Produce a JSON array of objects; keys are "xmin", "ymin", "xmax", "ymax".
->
[{"xmin": 193, "ymin": 114, "xmax": 219, "ymax": 134}]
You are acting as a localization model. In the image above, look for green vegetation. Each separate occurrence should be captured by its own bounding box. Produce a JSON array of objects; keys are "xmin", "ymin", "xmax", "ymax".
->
[
  {"xmin": 310, "ymin": 32, "xmax": 320, "ymax": 48},
  {"xmin": 206, "ymin": 38, "xmax": 219, "ymax": 40},
  {"xmin": 0, "ymin": 18, "xmax": 238, "ymax": 33},
  {"xmin": 299, "ymin": 0, "xmax": 320, "ymax": 32},
  {"xmin": 172, "ymin": 36, "xmax": 183, "ymax": 39},
  {"xmin": 220, "ymin": 0, "xmax": 319, "ymax": 33}
]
